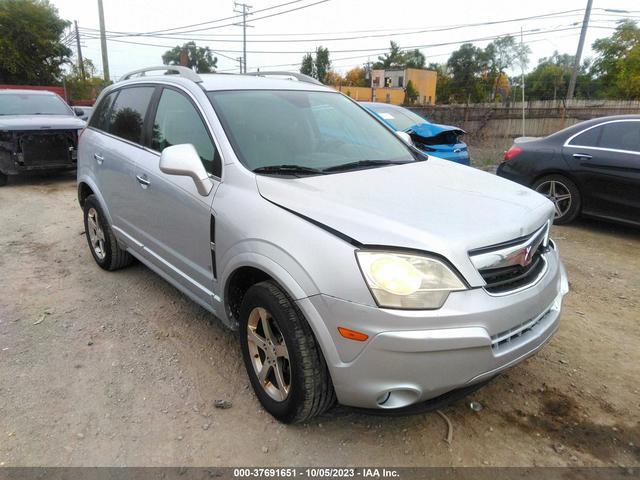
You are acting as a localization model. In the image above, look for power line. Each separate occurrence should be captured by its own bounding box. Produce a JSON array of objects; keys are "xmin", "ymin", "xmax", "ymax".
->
[
  {"xmin": 78, "ymin": 7, "xmax": 589, "ymax": 40},
  {"xmin": 80, "ymin": 23, "xmax": 618, "ymax": 55},
  {"xmin": 144, "ymin": 0, "xmax": 310, "ymax": 35},
  {"xmin": 76, "ymin": 8, "xmax": 635, "ymax": 45}
]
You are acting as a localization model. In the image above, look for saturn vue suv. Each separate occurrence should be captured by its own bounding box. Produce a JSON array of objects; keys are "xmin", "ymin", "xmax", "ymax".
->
[{"xmin": 77, "ymin": 66, "xmax": 569, "ymax": 423}]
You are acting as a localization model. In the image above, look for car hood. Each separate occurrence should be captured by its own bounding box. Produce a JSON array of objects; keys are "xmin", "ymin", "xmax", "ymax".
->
[
  {"xmin": 407, "ymin": 122, "xmax": 465, "ymax": 138},
  {"xmin": 0, "ymin": 115, "xmax": 86, "ymax": 130},
  {"xmin": 256, "ymin": 157, "xmax": 553, "ymax": 258}
]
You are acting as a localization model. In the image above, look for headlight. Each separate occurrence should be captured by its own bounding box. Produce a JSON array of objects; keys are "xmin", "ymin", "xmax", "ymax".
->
[{"xmin": 356, "ymin": 251, "xmax": 466, "ymax": 309}]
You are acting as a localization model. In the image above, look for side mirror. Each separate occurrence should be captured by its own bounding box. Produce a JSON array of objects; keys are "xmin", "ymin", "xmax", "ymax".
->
[
  {"xmin": 159, "ymin": 144, "xmax": 213, "ymax": 196},
  {"xmin": 396, "ymin": 131, "xmax": 413, "ymax": 145},
  {"xmin": 73, "ymin": 107, "xmax": 84, "ymax": 117}
]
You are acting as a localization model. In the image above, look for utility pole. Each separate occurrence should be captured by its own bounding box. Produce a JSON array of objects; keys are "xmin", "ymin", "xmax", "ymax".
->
[
  {"xmin": 567, "ymin": 0, "xmax": 593, "ymax": 101},
  {"xmin": 97, "ymin": 0, "xmax": 110, "ymax": 82},
  {"xmin": 234, "ymin": 2, "xmax": 252, "ymax": 73},
  {"xmin": 74, "ymin": 21, "xmax": 85, "ymax": 79},
  {"xmin": 521, "ymin": 26, "xmax": 525, "ymax": 137}
]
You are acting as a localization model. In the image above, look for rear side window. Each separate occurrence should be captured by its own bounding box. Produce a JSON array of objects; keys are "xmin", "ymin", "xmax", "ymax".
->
[
  {"xmin": 108, "ymin": 87, "xmax": 155, "ymax": 144},
  {"xmin": 151, "ymin": 88, "xmax": 221, "ymax": 176},
  {"xmin": 89, "ymin": 91, "xmax": 117, "ymax": 131},
  {"xmin": 569, "ymin": 125, "xmax": 601, "ymax": 147},
  {"xmin": 599, "ymin": 122, "xmax": 640, "ymax": 152}
]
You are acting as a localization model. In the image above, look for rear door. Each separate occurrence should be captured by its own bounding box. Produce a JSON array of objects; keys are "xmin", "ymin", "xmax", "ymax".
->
[
  {"xmin": 95, "ymin": 85, "xmax": 156, "ymax": 245},
  {"xmin": 127, "ymin": 86, "xmax": 222, "ymax": 310},
  {"xmin": 563, "ymin": 120, "xmax": 640, "ymax": 223}
]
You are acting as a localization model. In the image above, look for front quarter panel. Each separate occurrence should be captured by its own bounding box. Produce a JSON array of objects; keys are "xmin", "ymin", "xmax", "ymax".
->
[{"xmin": 214, "ymin": 165, "xmax": 376, "ymax": 312}]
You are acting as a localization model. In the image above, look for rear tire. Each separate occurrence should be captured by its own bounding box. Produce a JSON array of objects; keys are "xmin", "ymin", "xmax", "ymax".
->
[
  {"xmin": 533, "ymin": 174, "xmax": 581, "ymax": 225},
  {"xmin": 0, "ymin": 172, "xmax": 7, "ymax": 187},
  {"xmin": 239, "ymin": 280, "xmax": 335, "ymax": 423},
  {"xmin": 83, "ymin": 194, "xmax": 133, "ymax": 270}
]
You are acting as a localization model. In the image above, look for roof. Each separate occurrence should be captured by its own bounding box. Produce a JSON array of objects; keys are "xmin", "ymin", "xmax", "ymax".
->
[
  {"xmin": 115, "ymin": 72, "xmax": 332, "ymax": 93},
  {"xmin": 0, "ymin": 89, "xmax": 57, "ymax": 96},
  {"xmin": 201, "ymin": 74, "xmax": 331, "ymax": 92}
]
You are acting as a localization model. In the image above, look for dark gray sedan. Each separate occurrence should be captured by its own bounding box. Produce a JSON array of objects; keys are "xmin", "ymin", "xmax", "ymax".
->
[
  {"xmin": 0, "ymin": 89, "xmax": 86, "ymax": 186},
  {"xmin": 497, "ymin": 115, "xmax": 640, "ymax": 226}
]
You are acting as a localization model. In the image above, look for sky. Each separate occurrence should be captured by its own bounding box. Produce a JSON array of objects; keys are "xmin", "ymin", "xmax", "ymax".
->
[{"xmin": 51, "ymin": 0, "xmax": 640, "ymax": 80}]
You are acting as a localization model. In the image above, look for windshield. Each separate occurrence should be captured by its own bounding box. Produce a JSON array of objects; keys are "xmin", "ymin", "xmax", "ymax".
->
[
  {"xmin": 368, "ymin": 105, "xmax": 427, "ymax": 131},
  {"xmin": 0, "ymin": 93, "xmax": 73, "ymax": 116},
  {"xmin": 207, "ymin": 90, "xmax": 415, "ymax": 173}
]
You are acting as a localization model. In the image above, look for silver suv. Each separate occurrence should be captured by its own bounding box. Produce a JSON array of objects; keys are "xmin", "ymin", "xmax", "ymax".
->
[{"xmin": 77, "ymin": 66, "xmax": 569, "ymax": 423}]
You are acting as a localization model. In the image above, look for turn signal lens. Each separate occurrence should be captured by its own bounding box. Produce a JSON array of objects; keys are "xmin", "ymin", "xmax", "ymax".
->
[
  {"xmin": 503, "ymin": 146, "xmax": 523, "ymax": 162},
  {"xmin": 338, "ymin": 327, "xmax": 369, "ymax": 342}
]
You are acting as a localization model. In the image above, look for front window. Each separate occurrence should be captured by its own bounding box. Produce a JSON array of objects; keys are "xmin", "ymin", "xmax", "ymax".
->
[
  {"xmin": 369, "ymin": 106, "xmax": 426, "ymax": 131},
  {"xmin": 0, "ymin": 93, "xmax": 73, "ymax": 116},
  {"xmin": 207, "ymin": 90, "xmax": 416, "ymax": 174}
]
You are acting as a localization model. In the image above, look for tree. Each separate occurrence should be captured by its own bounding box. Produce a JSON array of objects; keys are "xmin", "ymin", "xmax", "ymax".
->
[
  {"xmin": 483, "ymin": 35, "xmax": 528, "ymax": 100},
  {"xmin": 162, "ymin": 41, "xmax": 217, "ymax": 73},
  {"xmin": 447, "ymin": 43, "xmax": 485, "ymax": 103},
  {"xmin": 300, "ymin": 53, "xmax": 314, "ymax": 77},
  {"xmin": 403, "ymin": 49, "xmax": 426, "ymax": 69},
  {"xmin": 315, "ymin": 46, "xmax": 331, "ymax": 84},
  {"xmin": 428, "ymin": 63, "xmax": 453, "ymax": 103},
  {"xmin": 404, "ymin": 80, "xmax": 418, "ymax": 105},
  {"xmin": 298, "ymin": 46, "xmax": 331, "ymax": 84},
  {"xmin": 63, "ymin": 59, "xmax": 109, "ymax": 101},
  {"xmin": 344, "ymin": 67, "xmax": 367, "ymax": 87},
  {"xmin": 0, "ymin": 0, "xmax": 71, "ymax": 85},
  {"xmin": 324, "ymin": 70, "xmax": 343, "ymax": 86},
  {"xmin": 373, "ymin": 41, "xmax": 425, "ymax": 70},
  {"xmin": 374, "ymin": 41, "xmax": 404, "ymax": 69},
  {"xmin": 591, "ymin": 20, "xmax": 640, "ymax": 99}
]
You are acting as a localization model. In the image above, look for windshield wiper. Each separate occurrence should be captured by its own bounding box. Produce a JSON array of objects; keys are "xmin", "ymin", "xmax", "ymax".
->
[
  {"xmin": 322, "ymin": 159, "xmax": 409, "ymax": 173},
  {"xmin": 252, "ymin": 164, "xmax": 326, "ymax": 176}
]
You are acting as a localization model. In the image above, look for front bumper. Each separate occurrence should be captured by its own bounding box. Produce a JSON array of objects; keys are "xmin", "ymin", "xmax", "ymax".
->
[{"xmin": 297, "ymin": 249, "xmax": 568, "ymax": 409}]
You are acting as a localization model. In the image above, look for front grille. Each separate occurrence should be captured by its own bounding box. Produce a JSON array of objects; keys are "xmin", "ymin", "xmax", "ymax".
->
[
  {"xmin": 481, "ymin": 253, "xmax": 546, "ymax": 294},
  {"xmin": 19, "ymin": 131, "xmax": 75, "ymax": 166},
  {"xmin": 469, "ymin": 222, "xmax": 551, "ymax": 295}
]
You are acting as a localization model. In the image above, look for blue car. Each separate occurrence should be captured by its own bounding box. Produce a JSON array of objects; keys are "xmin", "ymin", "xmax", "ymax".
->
[{"xmin": 362, "ymin": 102, "xmax": 470, "ymax": 165}]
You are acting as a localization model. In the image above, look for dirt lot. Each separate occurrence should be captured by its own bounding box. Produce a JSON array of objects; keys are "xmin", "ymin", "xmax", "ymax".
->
[{"xmin": 0, "ymin": 172, "xmax": 638, "ymax": 467}]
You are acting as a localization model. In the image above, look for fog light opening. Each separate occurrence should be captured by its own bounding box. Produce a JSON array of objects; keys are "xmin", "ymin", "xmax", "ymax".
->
[{"xmin": 376, "ymin": 389, "xmax": 420, "ymax": 409}]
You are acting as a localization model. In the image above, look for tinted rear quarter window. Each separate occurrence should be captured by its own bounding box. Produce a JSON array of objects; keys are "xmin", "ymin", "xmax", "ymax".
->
[
  {"xmin": 89, "ymin": 91, "xmax": 117, "ymax": 131},
  {"xmin": 108, "ymin": 87, "xmax": 155, "ymax": 144},
  {"xmin": 569, "ymin": 125, "xmax": 601, "ymax": 147}
]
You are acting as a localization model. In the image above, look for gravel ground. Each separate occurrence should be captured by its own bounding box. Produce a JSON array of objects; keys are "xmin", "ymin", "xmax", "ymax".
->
[{"xmin": 0, "ymin": 172, "xmax": 638, "ymax": 467}]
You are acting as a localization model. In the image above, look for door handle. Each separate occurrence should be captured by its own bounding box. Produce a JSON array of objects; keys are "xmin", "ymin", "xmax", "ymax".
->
[
  {"xmin": 93, "ymin": 153, "xmax": 104, "ymax": 164},
  {"xmin": 573, "ymin": 153, "xmax": 592, "ymax": 160},
  {"xmin": 136, "ymin": 174, "xmax": 151, "ymax": 188}
]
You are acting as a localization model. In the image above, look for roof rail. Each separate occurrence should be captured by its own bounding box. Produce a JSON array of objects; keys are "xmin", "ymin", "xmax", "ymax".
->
[
  {"xmin": 119, "ymin": 66, "xmax": 202, "ymax": 83},
  {"xmin": 245, "ymin": 71, "xmax": 323, "ymax": 86}
]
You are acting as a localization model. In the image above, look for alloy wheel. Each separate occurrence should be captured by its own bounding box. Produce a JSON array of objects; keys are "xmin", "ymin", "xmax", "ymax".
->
[
  {"xmin": 535, "ymin": 180, "xmax": 572, "ymax": 219},
  {"xmin": 246, "ymin": 307, "xmax": 291, "ymax": 402},
  {"xmin": 87, "ymin": 207, "xmax": 106, "ymax": 260}
]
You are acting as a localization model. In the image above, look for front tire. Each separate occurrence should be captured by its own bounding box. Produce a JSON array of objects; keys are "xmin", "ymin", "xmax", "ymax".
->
[
  {"xmin": 239, "ymin": 280, "xmax": 335, "ymax": 423},
  {"xmin": 0, "ymin": 172, "xmax": 7, "ymax": 187},
  {"xmin": 533, "ymin": 174, "xmax": 581, "ymax": 225},
  {"xmin": 83, "ymin": 195, "xmax": 133, "ymax": 270}
]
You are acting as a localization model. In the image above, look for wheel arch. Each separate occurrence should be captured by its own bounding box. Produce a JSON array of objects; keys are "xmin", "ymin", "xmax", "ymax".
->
[
  {"xmin": 221, "ymin": 252, "xmax": 312, "ymax": 327},
  {"xmin": 76, "ymin": 176, "xmax": 113, "ymax": 225}
]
